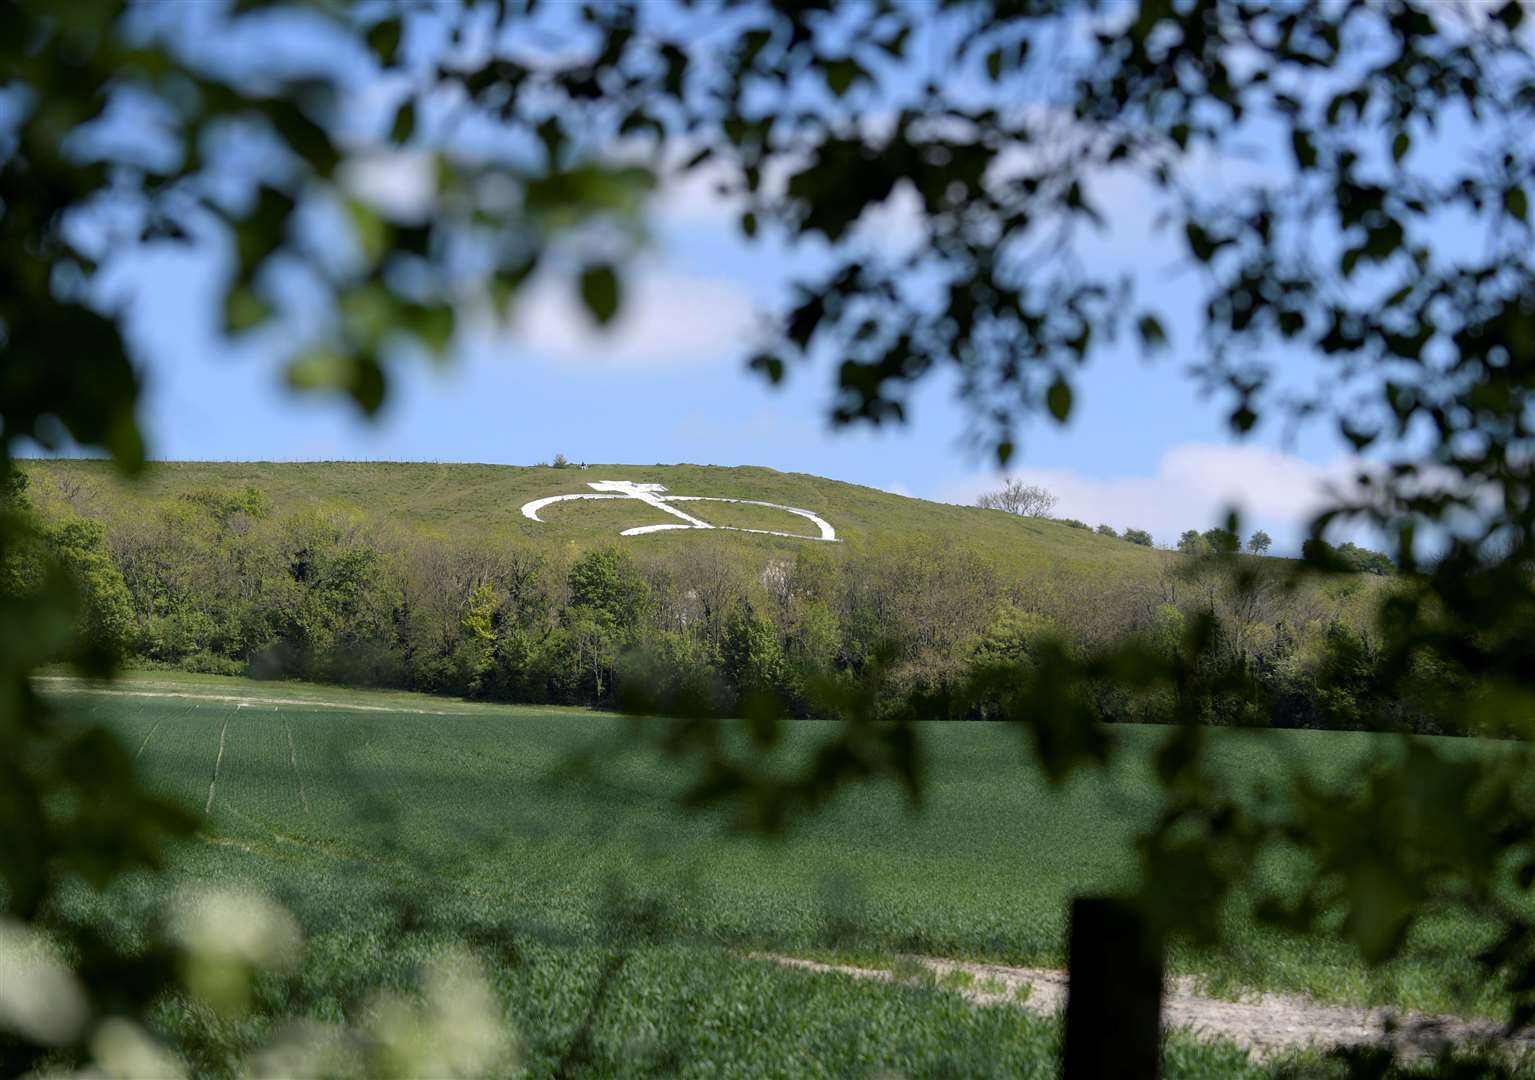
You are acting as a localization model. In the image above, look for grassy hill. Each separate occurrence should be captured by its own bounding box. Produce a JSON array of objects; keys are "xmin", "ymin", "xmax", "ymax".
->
[
  {"xmin": 19, "ymin": 458, "xmax": 1393, "ymax": 729},
  {"xmin": 21, "ymin": 458, "xmax": 1178, "ymax": 581}
]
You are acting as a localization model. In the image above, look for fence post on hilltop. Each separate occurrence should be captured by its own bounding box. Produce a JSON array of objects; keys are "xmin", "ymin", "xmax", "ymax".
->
[{"xmin": 1061, "ymin": 895, "xmax": 1164, "ymax": 1080}]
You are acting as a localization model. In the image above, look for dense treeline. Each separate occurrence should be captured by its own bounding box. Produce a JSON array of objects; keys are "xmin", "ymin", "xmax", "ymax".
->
[{"xmin": 10, "ymin": 475, "xmax": 1468, "ymax": 734}]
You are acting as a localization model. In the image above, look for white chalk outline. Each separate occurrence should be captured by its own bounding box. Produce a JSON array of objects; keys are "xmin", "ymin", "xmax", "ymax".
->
[{"xmin": 521, "ymin": 480, "xmax": 837, "ymax": 542}]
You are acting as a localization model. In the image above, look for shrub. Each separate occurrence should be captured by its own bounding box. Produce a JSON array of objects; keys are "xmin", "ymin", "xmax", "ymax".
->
[
  {"xmin": 1201, "ymin": 527, "xmax": 1240, "ymax": 554},
  {"xmin": 1177, "ymin": 530, "xmax": 1212, "ymax": 555},
  {"xmin": 180, "ymin": 652, "xmax": 246, "ymax": 677},
  {"xmin": 972, "ymin": 605, "xmax": 1056, "ymax": 666}
]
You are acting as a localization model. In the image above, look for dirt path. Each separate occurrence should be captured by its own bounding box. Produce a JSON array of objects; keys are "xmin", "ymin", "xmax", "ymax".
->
[
  {"xmin": 760, "ymin": 954, "xmax": 1533, "ymax": 1060},
  {"xmin": 36, "ymin": 676, "xmax": 473, "ymax": 716}
]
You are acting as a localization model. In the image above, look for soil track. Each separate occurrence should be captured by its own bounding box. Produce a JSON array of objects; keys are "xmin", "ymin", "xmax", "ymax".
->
[
  {"xmin": 36, "ymin": 676, "xmax": 473, "ymax": 715},
  {"xmin": 761, "ymin": 954, "xmax": 1535, "ymax": 1061}
]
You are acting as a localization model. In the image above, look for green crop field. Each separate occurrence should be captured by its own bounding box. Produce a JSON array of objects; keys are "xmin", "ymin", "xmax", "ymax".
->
[{"xmin": 44, "ymin": 673, "xmax": 1523, "ymax": 1077}]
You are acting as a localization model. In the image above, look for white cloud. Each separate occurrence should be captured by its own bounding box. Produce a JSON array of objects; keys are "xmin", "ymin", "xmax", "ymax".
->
[
  {"xmin": 938, "ymin": 443, "xmax": 1373, "ymax": 549},
  {"xmin": 501, "ymin": 267, "xmax": 760, "ymax": 370}
]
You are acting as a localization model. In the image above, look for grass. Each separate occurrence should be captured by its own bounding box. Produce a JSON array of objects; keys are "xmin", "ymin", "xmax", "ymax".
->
[
  {"xmin": 44, "ymin": 673, "xmax": 1530, "ymax": 1076},
  {"xmin": 20, "ymin": 458, "xmax": 1193, "ymax": 581}
]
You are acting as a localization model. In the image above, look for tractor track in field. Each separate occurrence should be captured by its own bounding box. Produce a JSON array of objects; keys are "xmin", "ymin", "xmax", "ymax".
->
[
  {"xmin": 134, "ymin": 700, "xmax": 201, "ymax": 760},
  {"xmin": 134, "ymin": 718, "xmax": 163, "ymax": 760},
  {"xmin": 759, "ymin": 954, "xmax": 1535, "ymax": 1061},
  {"xmin": 283, "ymin": 714, "xmax": 311, "ymax": 815},
  {"xmin": 204, "ymin": 717, "xmax": 230, "ymax": 815}
]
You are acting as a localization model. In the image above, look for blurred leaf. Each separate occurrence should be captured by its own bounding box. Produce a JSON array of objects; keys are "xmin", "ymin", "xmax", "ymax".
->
[
  {"xmin": 403, "ymin": 303, "xmax": 454, "ymax": 356},
  {"xmin": 285, "ymin": 347, "xmax": 351, "ymax": 393},
  {"xmin": 390, "ymin": 99, "xmax": 416, "ymax": 143},
  {"xmin": 1185, "ymin": 221, "xmax": 1218, "ymax": 262},
  {"xmin": 1507, "ymin": 186, "xmax": 1529, "ymax": 223},
  {"xmin": 221, "ymin": 284, "xmax": 272, "ymax": 334},
  {"xmin": 579, "ymin": 263, "xmax": 620, "ymax": 326},
  {"xmin": 824, "ymin": 58, "xmax": 863, "ymax": 97},
  {"xmin": 285, "ymin": 348, "xmax": 387, "ymax": 414},
  {"xmin": 1291, "ymin": 128, "xmax": 1317, "ymax": 169},
  {"xmin": 1046, "ymin": 377, "xmax": 1073, "ymax": 422},
  {"xmin": 367, "ymin": 17, "xmax": 403, "ymax": 66},
  {"xmin": 749, "ymin": 352, "xmax": 784, "ymax": 384},
  {"xmin": 1135, "ymin": 313, "xmax": 1167, "ymax": 351},
  {"xmin": 235, "ymin": 186, "xmax": 294, "ymax": 279},
  {"xmin": 261, "ymin": 99, "xmax": 339, "ymax": 177},
  {"xmin": 345, "ymin": 198, "xmax": 388, "ymax": 264}
]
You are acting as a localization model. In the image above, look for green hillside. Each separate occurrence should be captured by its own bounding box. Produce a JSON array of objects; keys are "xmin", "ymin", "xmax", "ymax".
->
[
  {"xmin": 20, "ymin": 458, "xmax": 1172, "ymax": 579},
  {"xmin": 17, "ymin": 458, "xmax": 1392, "ymax": 730}
]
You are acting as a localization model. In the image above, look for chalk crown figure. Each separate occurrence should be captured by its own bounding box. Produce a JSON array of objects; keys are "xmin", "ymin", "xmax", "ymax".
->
[{"xmin": 520, "ymin": 480, "xmax": 837, "ymax": 541}]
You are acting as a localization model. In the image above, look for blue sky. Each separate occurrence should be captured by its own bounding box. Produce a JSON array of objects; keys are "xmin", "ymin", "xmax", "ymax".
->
[
  {"xmin": 94, "ymin": 177, "xmax": 1361, "ymax": 553},
  {"xmin": 30, "ymin": 3, "xmax": 1421, "ymax": 553}
]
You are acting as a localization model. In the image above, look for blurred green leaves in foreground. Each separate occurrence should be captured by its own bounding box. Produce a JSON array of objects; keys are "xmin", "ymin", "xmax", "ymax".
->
[{"xmin": 5, "ymin": 0, "xmax": 1535, "ymax": 1071}]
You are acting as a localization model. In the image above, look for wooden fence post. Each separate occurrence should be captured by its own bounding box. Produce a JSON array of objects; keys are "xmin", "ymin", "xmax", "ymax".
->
[{"xmin": 1061, "ymin": 896, "xmax": 1164, "ymax": 1080}]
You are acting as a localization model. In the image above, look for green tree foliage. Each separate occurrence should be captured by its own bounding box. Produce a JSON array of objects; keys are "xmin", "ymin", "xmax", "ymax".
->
[
  {"xmin": 1177, "ymin": 530, "xmax": 1212, "ymax": 556},
  {"xmin": 271, "ymin": 511, "xmax": 402, "ymax": 684},
  {"xmin": 721, "ymin": 601, "xmax": 788, "ymax": 703},
  {"xmin": 1095, "ymin": 524, "xmax": 1118, "ymax": 538},
  {"xmin": 43, "ymin": 517, "xmax": 134, "ymax": 662},
  {"xmin": 561, "ymin": 548, "xmax": 652, "ymax": 700},
  {"xmin": 1201, "ymin": 528, "xmax": 1241, "ymax": 555},
  {"xmin": 1246, "ymin": 530, "xmax": 1273, "ymax": 556},
  {"xmin": 1058, "ymin": 518, "xmax": 1090, "ymax": 531},
  {"xmin": 1122, "ymin": 529, "xmax": 1154, "ymax": 547},
  {"xmin": 1336, "ymin": 542, "xmax": 1394, "ymax": 576},
  {"xmin": 179, "ymin": 485, "xmax": 272, "ymax": 525},
  {"xmin": 458, "ymin": 581, "xmax": 499, "ymax": 695},
  {"xmin": 0, "ymin": 470, "xmax": 35, "ymax": 597},
  {"xmin": 2, "ymin": 468, "xmax": 28, "ymax": 509},
  {"xmin": 973, "ymin": 606, "xmax": 1056, "ymax": 667},
  {"xmin": 1303, "ymin": 538, "xmax": 1397, "ymax": 577},
  {"xmin": 568, "ymin": 548, "xmax": 651, "ymax": 634}
]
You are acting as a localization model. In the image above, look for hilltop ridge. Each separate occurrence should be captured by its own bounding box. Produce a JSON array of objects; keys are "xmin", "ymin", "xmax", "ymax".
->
[{"xmin": 21, "ymin": 459, "xmax": 1171, "ymax": 580}]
